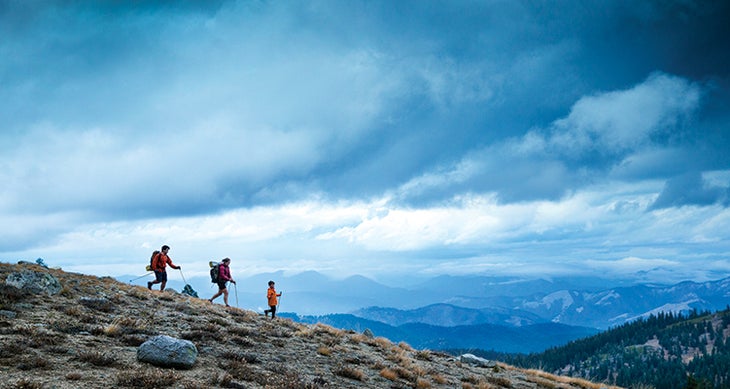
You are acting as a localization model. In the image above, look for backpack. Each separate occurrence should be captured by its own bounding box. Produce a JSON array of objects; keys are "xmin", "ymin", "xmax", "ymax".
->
[
  {"xmin": 147, "ymin": 250, "xmax": 160, "ymax": 271},
  {"xmin": 209, "ymin": 261, "xmax": 220, "ymax": 283}
]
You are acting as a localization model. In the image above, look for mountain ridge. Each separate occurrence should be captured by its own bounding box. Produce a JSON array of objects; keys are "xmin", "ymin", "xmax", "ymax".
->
[
  {"xmin": 285, "ymin": 311, "xmax": 599, "ymax": 354},
  {"xmin": 1, "ymin": 261, "xmax": 617, "ymax": 388}
]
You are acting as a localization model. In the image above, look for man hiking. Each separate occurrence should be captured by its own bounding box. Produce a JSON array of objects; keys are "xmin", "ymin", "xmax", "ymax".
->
[
  {"xmin": 147, "ymin": 245, "xmax": 181, "ymax": 292},
  {"xmin": 263, "ymin": 280, "xmax": 282, "ymax": 319},
  {"xmin": 208, "ymin": 258, "xmax": 236, "ymax": 307}
]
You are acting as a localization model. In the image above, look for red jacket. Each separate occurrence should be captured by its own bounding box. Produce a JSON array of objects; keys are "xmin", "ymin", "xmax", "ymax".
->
[
  {"xmin": 152, "ymin": 252, "xmax": 179, "ymax": 272},
  {"xmin": 218, "ymin": 263, "xmax": 232, "ymax": 281}
]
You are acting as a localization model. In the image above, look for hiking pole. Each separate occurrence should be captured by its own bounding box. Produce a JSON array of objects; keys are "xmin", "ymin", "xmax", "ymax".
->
[
  {"xmin": 178, "ymin": 268, "xmax": 188, "ymax": 285},
  {"xmin": 234, "ymin": 282, "xmax": 239, "ymax": 308},
  {"xmin": 129, "ymin": 272, "xmax": 153, "ymax": 283}
]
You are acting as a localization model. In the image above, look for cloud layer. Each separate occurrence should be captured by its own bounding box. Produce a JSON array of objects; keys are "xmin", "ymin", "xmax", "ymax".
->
[{"xmin": 1, "ymin": 1, "xmax": 729, "ymax": 283}]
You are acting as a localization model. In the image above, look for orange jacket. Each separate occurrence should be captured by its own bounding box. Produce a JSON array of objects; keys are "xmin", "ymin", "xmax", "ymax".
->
[
  {"xmin": 267, "ymin": 286, "xmax": 281, "ymax": 306},
  {"xmin": 152, "ymin": 252, "xmax": 179, "ymax": 272}
]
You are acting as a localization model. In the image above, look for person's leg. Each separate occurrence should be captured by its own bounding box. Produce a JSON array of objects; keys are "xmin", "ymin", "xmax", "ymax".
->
[
  {"xmin": 149, "ymin": 271, "xmax": 163, "ymax": 290},
  {"xmin": 210, "ymin": 282, "xmax": 226, "ymax": 302},
  {"xmin": 160, "ymin": 272, "xmax": 168, "ymax": 291},
  {"xmin": 270, "ymin": 305, "xmax": 277, "ymax": 319},
  {"xmin": 222, "ymin": 289, "xmax": 229, "ymax": 306}
]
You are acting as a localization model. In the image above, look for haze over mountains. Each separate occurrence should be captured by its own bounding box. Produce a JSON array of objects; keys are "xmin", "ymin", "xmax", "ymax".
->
[{"xmin": 121, "ymin": 270, "xmax": 730, "ymax": 351}]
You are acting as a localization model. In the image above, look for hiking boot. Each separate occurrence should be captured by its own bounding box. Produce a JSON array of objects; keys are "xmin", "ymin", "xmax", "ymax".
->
[{"xmin": 147, "ymin": 281, "xmax": 153, "ymax": 290}]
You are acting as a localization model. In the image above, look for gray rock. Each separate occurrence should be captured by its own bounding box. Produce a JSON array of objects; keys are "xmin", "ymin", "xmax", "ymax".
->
[
  {"xmin": 362, "ymin": 328, "xmax": 374, "ymax": 338},
  {"xmin": 459, "ymin": 353, "xmax": 496, "ymax": 368},
  {"xmin": 0, "ymin": 310, "xmax": 17, "ymax": 319},
  {"xmin": 5, "ymin": 271, "xmax": 62, "ymax": 295},
  {"xmin": 137, "ymin": 335, "xmax": 198, "ymax": 369}
]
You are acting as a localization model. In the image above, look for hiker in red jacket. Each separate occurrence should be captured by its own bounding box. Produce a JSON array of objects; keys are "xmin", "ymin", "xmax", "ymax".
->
[
  {"xmin": 208, "ymin": 258, "xmax": 236, "ymax": 307},
  {"xmin": 147, "ymin": 245, "xmax": 180, "ymax": 292}
]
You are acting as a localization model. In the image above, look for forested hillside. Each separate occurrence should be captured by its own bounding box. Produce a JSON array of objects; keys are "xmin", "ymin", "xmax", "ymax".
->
[{"xmin": 472, "ymin": 308, "xmax": 730, "ymax": 388}]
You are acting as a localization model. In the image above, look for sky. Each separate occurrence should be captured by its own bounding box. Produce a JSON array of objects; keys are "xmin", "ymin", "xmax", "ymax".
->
[{"xmin": 1, "ymin": 0, "xmax": 730, "ymax": 285}]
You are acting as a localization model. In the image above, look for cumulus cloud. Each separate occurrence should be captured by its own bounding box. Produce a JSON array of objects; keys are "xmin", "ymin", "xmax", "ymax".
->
[{"xmin": 547, "ymin": 73, "xmax": 701, "ymax": 157}]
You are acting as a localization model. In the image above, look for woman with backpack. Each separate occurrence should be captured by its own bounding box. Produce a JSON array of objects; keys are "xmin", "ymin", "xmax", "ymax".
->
[{"xmin": 208, "ymin": 258, "xmax": 236, "ymax": 307}]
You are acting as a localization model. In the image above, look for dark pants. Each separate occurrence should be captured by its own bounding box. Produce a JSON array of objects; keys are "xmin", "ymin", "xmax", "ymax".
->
[
  {"xmin": 264, "ymin": 305, "xmax": 277, "ymax": 318},
  {"xmin": 154, "ymin": 271, "xmax": 167, "ymax": 283}
]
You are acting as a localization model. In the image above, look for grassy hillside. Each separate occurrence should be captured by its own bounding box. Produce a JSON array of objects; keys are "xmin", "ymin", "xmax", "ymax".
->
[{"xmin": 0, "ymin": 262, "xmax": 617, "ymax": 388}]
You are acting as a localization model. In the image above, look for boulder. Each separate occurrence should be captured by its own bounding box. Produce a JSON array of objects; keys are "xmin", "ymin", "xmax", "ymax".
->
[
  {"xmin": 137, "ymin": 335, "xmax": 197, "ymax": 369},
  {"xmin": 5, "ymin": 271, "xmax": 62, "ymax": 296},
  {"xmin": 459, "ymin": 353, "xmax": 496, "ymax": 368}
]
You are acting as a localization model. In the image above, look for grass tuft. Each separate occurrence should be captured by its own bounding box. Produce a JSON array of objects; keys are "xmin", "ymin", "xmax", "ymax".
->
[
  {"xmin": 116, "ymin": 368, "xmax": 178, "ymax": 388},
  {"xmin": 334, "ymin": 365, "xmax": 366, "ymax": 381},
  {"xmin": 7, "ymin": 379, "xmax": 43, "ymax": 389},
  {"xmin": 77, "ymin": 350, "xmax": 117, "ymax": 366}
]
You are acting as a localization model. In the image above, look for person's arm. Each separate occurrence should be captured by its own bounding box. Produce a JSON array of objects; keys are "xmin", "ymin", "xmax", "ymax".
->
[{"xmin": 168, "ymin": 257, "xmax": 181, "ymax": 269}]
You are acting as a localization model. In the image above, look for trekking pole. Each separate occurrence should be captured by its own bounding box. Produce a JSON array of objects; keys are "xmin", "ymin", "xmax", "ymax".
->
[
  {"xmin": 178, "ymin": 268, "xmax": 188, "ymax": 285},
  {"xmin": 234, "ymin": 283, "xmax": 239, "ymax": 308},
  {"xmin": 277, "ymin": 292, "xmax": 282, "ymax": 311},
  {"xmin": 129, "ymin": 272, "xmax": 153, "ymax": 283}
]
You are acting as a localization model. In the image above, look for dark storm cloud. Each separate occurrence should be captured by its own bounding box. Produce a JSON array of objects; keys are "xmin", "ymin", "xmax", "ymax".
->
[{"xmin": 651, "ymin": 171, "xmax": 730, "ymax": 209}]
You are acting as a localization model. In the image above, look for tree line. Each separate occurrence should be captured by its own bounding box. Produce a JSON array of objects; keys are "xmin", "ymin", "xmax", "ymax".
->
[{"xmin": 451, "ymin": 307, "xmax": 730, "ymax": 389}]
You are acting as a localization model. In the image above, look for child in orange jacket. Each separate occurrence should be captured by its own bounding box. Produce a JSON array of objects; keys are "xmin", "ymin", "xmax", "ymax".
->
[{"xmin": 263, "ymin": 280, "xmax": 282, "ymax": 319}]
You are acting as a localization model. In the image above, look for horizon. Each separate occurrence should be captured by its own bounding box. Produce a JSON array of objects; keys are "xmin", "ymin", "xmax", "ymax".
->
[
  {"xmin": 6, "ymin": 258, "xmax": 728, "ymax": 292},
  {"xmin": 2, "ymin": 1, "xmax": 729, "ymax": 285}
]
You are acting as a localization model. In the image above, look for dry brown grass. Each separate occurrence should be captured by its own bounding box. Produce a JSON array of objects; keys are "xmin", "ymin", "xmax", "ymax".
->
[
  {"xmin": 6, "ymin": 378, "xmax": 44, "ymax": 389},
  {"xmin": 431, "ymin": 373, "xmax": 448, "ymax": 384},
  {"xmin": 380, "ymin": 367, "xmax": 399, "ymax": 381},
  {"xmin": 371, "ymin": 336, "xmax": 393, "ymax": 349},
  {"xmin": 116, "ymin": 368, "xmax": 179, "ymax": 388},
  {"xmin": 76, "ymin": 350, "xmax": 118, "ymax": 367},
  {"xmin": 523, "ymin": 367, "xmax": 624, "ymax": 389},
  {"xmin": 334, "ymin": 365, "xmax": 366, "ymax": 381},
  {"xmin": 416, "ymin": 377, "xmax": 433, "ymax": 388}
]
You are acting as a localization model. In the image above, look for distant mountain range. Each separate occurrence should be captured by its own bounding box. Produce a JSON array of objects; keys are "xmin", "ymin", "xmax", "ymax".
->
[
  {"xmin": 281, "ymin": 312, "xmax": 599, "ymax": 354},
  {"xmin": 119, "ymin": 270, "xmax": 730, "ymax": 332}
]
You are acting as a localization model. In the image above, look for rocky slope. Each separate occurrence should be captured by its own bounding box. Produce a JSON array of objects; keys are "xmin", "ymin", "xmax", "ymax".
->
[{"xmin": 0, "ymin": 262, "xmax": 619, "ymax": 389}]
